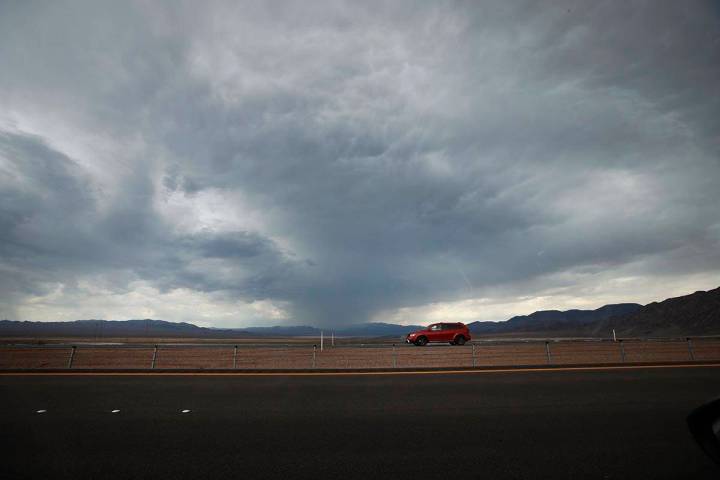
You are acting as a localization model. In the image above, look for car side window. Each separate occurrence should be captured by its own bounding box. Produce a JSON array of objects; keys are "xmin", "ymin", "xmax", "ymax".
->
[
  {"xmin": 430, "ymin": 324, "xmax": 440, "ymax": 331},
  {"xmin": 441, "ymin": 323, "xmax": 453, "ymax": 330}
]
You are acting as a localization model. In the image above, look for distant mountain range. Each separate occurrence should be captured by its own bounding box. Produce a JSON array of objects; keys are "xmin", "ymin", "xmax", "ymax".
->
[
  {"xmin": 0, "ymin": 319, "xmax": 424, "ymax": 339},
  {"xmin": 466, "ymin": 287, "xmax": 719, "ymax": 337},
  {"xmin": 467, "ymin": 303, "xmax": 643, "ymax": 336},
  {"xmin": 239, "ymin": 323, "xmax": 423, "ymax": 337},
  {"xmin": 1, "ymin": 287, "xmax": 718, "ymax": 338},
  {"xmin": 0, "ymin": 319, "xmax": 234, "ymax": 338},
  {"xmin": 590, "ymin": 287, "xmax": 720, "ymax": 337}
]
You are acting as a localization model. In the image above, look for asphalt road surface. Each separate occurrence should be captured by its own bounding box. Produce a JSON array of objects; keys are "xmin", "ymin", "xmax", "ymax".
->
[{"xmin": 1, "ymin": 366, "xmax": 719, "ymax": 479}]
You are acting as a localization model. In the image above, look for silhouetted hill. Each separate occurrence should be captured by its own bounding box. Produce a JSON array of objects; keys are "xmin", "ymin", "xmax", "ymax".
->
[
  {"xmin": 468, "ymin": 303, "xmax": 641, "ymax": 335},
  {"xmin": 591, "ymin": 287, "xmax": 720, "ymax": 336},
  {"xmin": 0, "ymin": 320, "xmax": 422, "ymax": 339},
  {"xmin": 0, "ymin": 319, "xmax": 244, "ymax": 338}
]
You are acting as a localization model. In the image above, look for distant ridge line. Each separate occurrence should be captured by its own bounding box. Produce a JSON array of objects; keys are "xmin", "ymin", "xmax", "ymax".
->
[{"xmin": 1, "ymin": 286, "xmax": 718, "ymax": 338}]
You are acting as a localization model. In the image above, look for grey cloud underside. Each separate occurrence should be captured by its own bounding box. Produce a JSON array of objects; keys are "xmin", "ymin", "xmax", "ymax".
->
[
  {"xmin": 0, "ymin": 1, "xmax": 719, "ymax": 325},
  {"xmin": 0, "ymin": 131, "xmax": 300, "ymax": 307}
]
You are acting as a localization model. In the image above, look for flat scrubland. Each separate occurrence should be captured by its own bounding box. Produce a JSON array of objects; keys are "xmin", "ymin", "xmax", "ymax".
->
[
  {"xmin": 1, "ymin": 338, "xmax": 718, "ymax": 370},
  {"xmin": 0, "ymin": 336, "xmax": 396, "ymax": 346}
]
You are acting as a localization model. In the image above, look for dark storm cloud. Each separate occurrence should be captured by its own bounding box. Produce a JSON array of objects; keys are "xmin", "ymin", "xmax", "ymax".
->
[
  {"xmin": 0, "ymin": 130, "xmax": 300, "ymax": 315},
  {"xmin": 0, "ymin": 1, "xmax": 719, "ymax": 325}
]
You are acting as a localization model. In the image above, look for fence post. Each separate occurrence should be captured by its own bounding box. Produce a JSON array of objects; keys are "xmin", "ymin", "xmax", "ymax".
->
[
  {"xmin": 67, "ymin": 346, "xmax": 76, "ymax": 369},
  {"xmin": 233, "ymin": 345, "xmax": 238, "ymax": 369},
  {"xmin": 687, "ymin": 337, "xmax": 695, "ymax": 361},
  {"xmin": 545, "ymin": 341, "xmax": 552, "ymax": 364},
  {"xmin": 619, "ymin": 339, "xmax": 626, "ymax": 363},
  {"xmin": 392, "ymin": 344, "xmax": 397, "ymax": 368},
  {"xmin": 472, "ymin": 343, "xmax": 476, "ymax": 368},
  {"xmin": 151, "ymin": 345, "xmax": 158, "ymax": 369},
  {"xmin": 312, "ymin": 345, "xmax": 317, "ymax": 369}
]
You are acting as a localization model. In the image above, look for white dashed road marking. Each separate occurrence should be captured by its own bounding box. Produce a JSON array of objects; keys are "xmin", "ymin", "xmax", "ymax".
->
[
  {"xmin": 181, "ymin": 409, "xmax": 191, "ymax": 413},
  {"xmin": 36, "ymin": 410, "xmax": 46, "ymax": 413},
  {"xmin": 111, "ymin": 409, "xmax": 120, "ymax": 413}
]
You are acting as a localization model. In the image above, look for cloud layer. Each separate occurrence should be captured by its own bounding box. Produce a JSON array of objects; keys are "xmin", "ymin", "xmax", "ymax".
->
[{"xmin": 1, "ymin": 1, "xmax": 719, "ymax": 326}]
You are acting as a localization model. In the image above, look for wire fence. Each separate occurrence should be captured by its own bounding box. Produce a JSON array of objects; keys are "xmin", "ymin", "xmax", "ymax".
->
[{"xmin": 1, "ymin": 337, "xmax": 719, "ymax": 370}]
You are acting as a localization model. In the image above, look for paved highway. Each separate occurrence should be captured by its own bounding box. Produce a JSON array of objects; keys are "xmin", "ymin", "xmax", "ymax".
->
[{"xmin": 1, "ymin": 366, "xmax": 719, "ymax": 479}]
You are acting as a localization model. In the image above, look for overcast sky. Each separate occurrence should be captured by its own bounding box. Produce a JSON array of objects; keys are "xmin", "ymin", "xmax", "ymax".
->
[{"xmin": 1, "ymin": 1, "xmax": 719, "ymax": 327}]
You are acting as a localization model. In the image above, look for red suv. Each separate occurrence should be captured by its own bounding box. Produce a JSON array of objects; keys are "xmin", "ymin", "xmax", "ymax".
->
[{"xmin": 406, "ymin": 322, "xmax": 471, "ymax": 346}]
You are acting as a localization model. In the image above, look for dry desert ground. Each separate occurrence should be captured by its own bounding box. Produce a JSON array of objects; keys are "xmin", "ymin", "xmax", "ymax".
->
[{"xmin": 1, "ymin": 338, "xmax": 719, "ymax": 370}]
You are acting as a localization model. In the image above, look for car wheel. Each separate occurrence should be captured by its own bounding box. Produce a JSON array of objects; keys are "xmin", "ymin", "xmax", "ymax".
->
[
  {"xmin": 415, "ymin": 336, "xmax": 428, "ymax": 346},
  {"xmin": 455, "ymin": 335, "xmax": 466, "ymax": 346}
]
